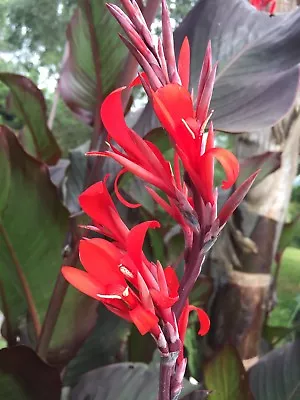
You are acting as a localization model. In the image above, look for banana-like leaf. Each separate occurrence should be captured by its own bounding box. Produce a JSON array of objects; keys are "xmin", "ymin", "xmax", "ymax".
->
[
  {"xmin": 0, "ymin": 74, "xmax": 61, "ymax": 164},
  {"xmin": 204, "ymin": 345, "xmax": 254, "ymax": 400},
  {"xmin": 0, "ymin": 346, "xmax": 61, "ymax": 400},
  {"xmin": 58, "ymin": 0, "xmax": 127, "ymax": 124},
  {"xmin": 0, "ymin": 125, "xmax": 68, "ymax": 335},
  {"xmin": 249, "ymin": 340, "xmax": 300, "ymax": 400},
  {"xmin": 134, "ymin": 0, "xmax": 300, "ymax": 135}
]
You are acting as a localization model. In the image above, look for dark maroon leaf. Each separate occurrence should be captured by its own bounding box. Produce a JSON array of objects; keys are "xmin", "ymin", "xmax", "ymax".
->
[
  {"xmin": 0, "ymin": 346, "xmax": 61, "ymax": 400},
  {"xmin": 49, "ymin": 159, "xmax": 70, "ymax": 187},
  {"xmin": 134, "ymin": 0, "xmax": 300, "ymax": 135},
  {"xmin": 249, "ymin": 340, "xmax": 300, "ymax": 400},
  {"xmin": 238, "ymin": 152, "xmax": 281, "ymax": 187},
  {"xmin": 218, "ymin": 171, "xmax": 259, "ymax": 227}
]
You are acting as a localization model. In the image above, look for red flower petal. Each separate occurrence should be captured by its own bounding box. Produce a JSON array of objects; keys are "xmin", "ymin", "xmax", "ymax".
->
[
  {"xmin": 79, "ymin": 181, "xmax": 129, "ymax": 241},
  {"xmin": 152, "ymin": 84, "xmax": 194, "ymax": 136},
  {"xmin": 178, "ymin": 37, "xmax": 190, "ymax": 90},
  {"xmin": 114, "ymin": 168, "xmax": 141, "ymax": 209},
  {"xmin": 188, "ymin": 305, "xmax": 210, "ymax": 336},
  {"xmin": 150, "ymin": 288, "xmax": 178, "ymax": 308},
  {"xmin": 129, "ymin": 304, "xmax": 159, "ymax": 335},
  {"xmin": 99, "ymin": 151, "xmax": 175, "ymax": 197},
  {"xmin": 79, "ymin": 239, "xmax": 126, "ymax": 287},
  {"xmin": 207, "ymin": 147, "xmax": 239, "ymax": 190},
  {"xmin": 127, "ymin": 220, "xmax": 160, "ymax": 269},
  {"xmin": 100, "ymin": 87, "xmax": 132, "ymax": 152},
  {"xmin": 61, "ymin": 267, "xmax": 102, "ymax": 300},
  {"xmin": 164, "ymin": 266, "xmax": 179, "ymax": 298}
]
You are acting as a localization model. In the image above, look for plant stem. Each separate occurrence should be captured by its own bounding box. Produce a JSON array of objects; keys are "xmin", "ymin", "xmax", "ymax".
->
[
  {"xmin": 173, "ymin": 230, "xmax": 205, "ymax": 320},
  {"xmin": 0, "ymin": 223, "xmax": 41, "ymax": 340},
  {"xmin": 37, "ymin": 222, "xmax": 79, "ymax": 360},
  {"xmin": 158, "ymin": 352, "xmax": 178, "ymax": 400}
]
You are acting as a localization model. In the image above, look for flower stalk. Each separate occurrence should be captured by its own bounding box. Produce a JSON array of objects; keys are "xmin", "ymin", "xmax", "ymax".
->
[{"xmin": 61, "ymin": 1, "xmax": 258, "ymax": 399}]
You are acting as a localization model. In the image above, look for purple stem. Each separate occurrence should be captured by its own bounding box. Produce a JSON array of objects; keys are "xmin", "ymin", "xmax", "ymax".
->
[{"xmin": 158, "ymin": 352, "xmax": 178, "ymax": 400}]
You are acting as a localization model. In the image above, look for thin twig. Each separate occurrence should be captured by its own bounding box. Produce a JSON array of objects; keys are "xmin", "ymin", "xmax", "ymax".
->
[
  {"xmin": 37, "ymin": 220, "xmax": 79, "ymax": 360},
  {"xmin": 0, "ymin": 224, "xmax": 41, "ymax": 340}
]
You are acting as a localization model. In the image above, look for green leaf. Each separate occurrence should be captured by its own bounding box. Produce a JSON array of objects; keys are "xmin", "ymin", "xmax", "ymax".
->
[
  {"xmin": 59, "ymin": 0, "xmax": 127, "ymax": 123},
  {"xmin": 0, "ymin": 74, "xmax": 61, "ymax": 165},
  {"xmin": 277, "ymin": 215, "xmax": 300, "ymax": 256},
  {"xmin": 249, "ymin": 340, "xmax": 300, "ymax": 400},
  {"xmin": 237, "ymin": 152, "xmax": 282, "ymax": 188},
  {"xmin": 70, "ymin": 360, "xmax": 199, "ymax": 399},
  {"xmin": 0, "ymin": 345, "xmax": 61, "ymax": 400},
  {"xmin": 0, "ymin": 125, "xmax": 68, "ymax": 335},
  {"xmin": 204, "ymin": 345, "xmax": 253, "ymax": 400},
  {"xmin": 63, "ymin": 305, "xmax": 130, "ymax": 387}
]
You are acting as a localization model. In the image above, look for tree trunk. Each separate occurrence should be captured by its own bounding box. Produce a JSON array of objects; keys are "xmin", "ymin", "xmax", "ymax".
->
[{"xmin": 208, "ymin": 100, "xmax": 300, "ymax": 362}]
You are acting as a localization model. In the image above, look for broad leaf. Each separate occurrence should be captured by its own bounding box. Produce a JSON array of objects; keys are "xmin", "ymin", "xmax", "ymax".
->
[
  {"xmin": 0, "ymin": 74, "xmax": 61, "ymax": 164},
  {"xmin": 0, "ymin": 125, "xmax": 68, "ymax": 335},
  {"xmin": 134, "ymin": 0, "xmax": 300, "ymax": 134},
  {"xmin": 59, "ymin": 0, "xmax": 127, "ymax": 124},
  {"xmin": 238, "ymin": 152, "xmax": 281, "ymax": 187},
  {"xmin": 63, "ymin": 305, "xmax": 130, "ymax": 387},
  {"xmin": 70, "ymin": 360, "xmax": 198, "ymax": 400},
  {"xmin": 277, "ymin": 215, "xmax": 300, "ymax": 256},
  {"xmin": 49, "ymin": 159, "xmax": 70, "ymax": 187},
  {"xmin": 64, "ymin": 140, "xmax": 89, "ymax": 213},
  {"xmin": 0, "ymin": 346, "xmax": 61, "ymax": 400},
  {"xmin": 204, "ymin": 345, "xmax": 253, "ymax": 400},
  {"xmin": 249, "ymin": 340, "xmax": 300, "ymax": 400}
]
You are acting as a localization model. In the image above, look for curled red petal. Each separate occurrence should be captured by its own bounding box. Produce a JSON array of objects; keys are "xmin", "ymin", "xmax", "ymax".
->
[
  {"xmin": 188, "ymin": 305, "xmax": 210, "ymax": 336},
  {"xmin": 129, "ymin": 304, "xmax": 159, "ymax": 335},
  {"xmin": 178, "ymin": 37, "xmax": 190, "ymax": 90},
  {"xmin": 114, "ymin": 168, "xmax": 141, "ymax": 209},
  {"xmin": 207, "ymin": 147, "xmax": 239, "ymax": 190}
]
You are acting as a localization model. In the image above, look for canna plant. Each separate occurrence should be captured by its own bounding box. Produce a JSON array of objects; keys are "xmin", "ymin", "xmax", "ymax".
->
[{"xmin": 61, "ymin": 1, "xmax": 258, "ymax": 398}]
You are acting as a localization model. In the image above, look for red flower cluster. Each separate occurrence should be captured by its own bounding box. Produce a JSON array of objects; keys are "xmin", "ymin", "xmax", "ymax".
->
[
  {"xmin": 62, "ymin": 180, "xmax": 209, "ymax": 350},
  {"xmin": 250, "ymin": 0, "xmax": 276, "ymax": 14},
  {"xmin": 62, "ymin": 1, "xmax": 258, "ymax": 397}
]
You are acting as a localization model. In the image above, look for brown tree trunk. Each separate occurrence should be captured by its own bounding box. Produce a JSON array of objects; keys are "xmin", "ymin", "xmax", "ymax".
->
[{"xmin": 208, "ymin": 96, "xmax": 300, "ymax": 362}]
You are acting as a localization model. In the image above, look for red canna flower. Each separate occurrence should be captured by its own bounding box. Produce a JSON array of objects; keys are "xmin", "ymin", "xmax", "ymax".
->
[
  {"xmin": 106, "ymin": 0, "xmax": 258, "ymax": 231},
  {"xmin": 106, "ymin": 1, "xmax": 240, "ymax": 208},
  {"xmin": 63, "ymin": 180, "xmax": 181, "ymax": 339},
  {"xmin": 88, "ymin": 81, "xmax": 199, "ymax": 233}
]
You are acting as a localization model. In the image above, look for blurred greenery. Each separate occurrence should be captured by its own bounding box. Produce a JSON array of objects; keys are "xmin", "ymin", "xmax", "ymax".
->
[{"xmin": 269, "ymin": 247, "xmax": 300, "ymax": 327}]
